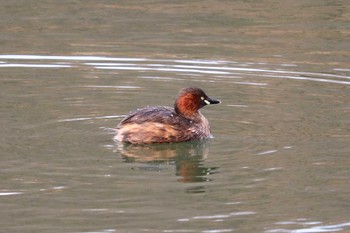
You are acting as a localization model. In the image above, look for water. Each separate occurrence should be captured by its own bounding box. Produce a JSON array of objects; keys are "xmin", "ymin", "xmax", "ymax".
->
[{"xmin": 0, "ymin": 1, "xmax": 349, "ymax": 233}]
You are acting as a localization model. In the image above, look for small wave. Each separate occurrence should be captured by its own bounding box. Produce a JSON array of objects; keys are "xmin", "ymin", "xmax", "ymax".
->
[
  {"xmin": 1, "ymin": 54, "xmax": 349, "ymax": 85},
  {"xmin": 58, "ymin": 115, "xmax": 124, "ymax": 122},
  {"xmin": 0, "ymin": 192, "xmax": 22, "ymax": 196},
  {"xmin": 0, "ymin": 63, "xmax": 72, "ymax": 68},
  {"xmin": 266, "ymin": 221, "xmax": 350, "ymax": 233}
]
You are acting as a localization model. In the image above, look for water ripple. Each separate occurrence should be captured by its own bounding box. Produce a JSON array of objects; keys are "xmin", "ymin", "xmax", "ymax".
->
[
  {"xmin": 266, "ymin": 221, "xmax": 350, "ymax": 233},
  {"xmin": 58, "ymin": 115, "xmax": 124, "ymax": 122},
  {"xmin": 0, "ymin": 192, "xmax": 22, "ymax": 196},
  {"xmin": 1, "ymin": 54, "xmax": 349, "ymax": 85}
]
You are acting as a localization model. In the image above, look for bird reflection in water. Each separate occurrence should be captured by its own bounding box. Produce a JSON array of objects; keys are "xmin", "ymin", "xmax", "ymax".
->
[{"xmin": 115, "ymin": 140, "xmax": 218, "ymax": 185}]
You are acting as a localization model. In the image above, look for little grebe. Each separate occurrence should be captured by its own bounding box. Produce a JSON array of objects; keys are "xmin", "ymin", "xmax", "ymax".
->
[{"xmin": 114, "ymin": 87, "xmax": 220, "ymax": 144}]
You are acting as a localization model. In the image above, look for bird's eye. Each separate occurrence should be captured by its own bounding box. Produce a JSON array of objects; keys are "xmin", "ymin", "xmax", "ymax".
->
[{"xmin": 201, "ymin": 96, "xmax": 211, "ymax": 105}]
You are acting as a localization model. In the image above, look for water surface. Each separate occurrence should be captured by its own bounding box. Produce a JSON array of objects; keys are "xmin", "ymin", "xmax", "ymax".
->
[{"xmin": 0, "ymin": 1, "xmax": 349, "ymax": 233}]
